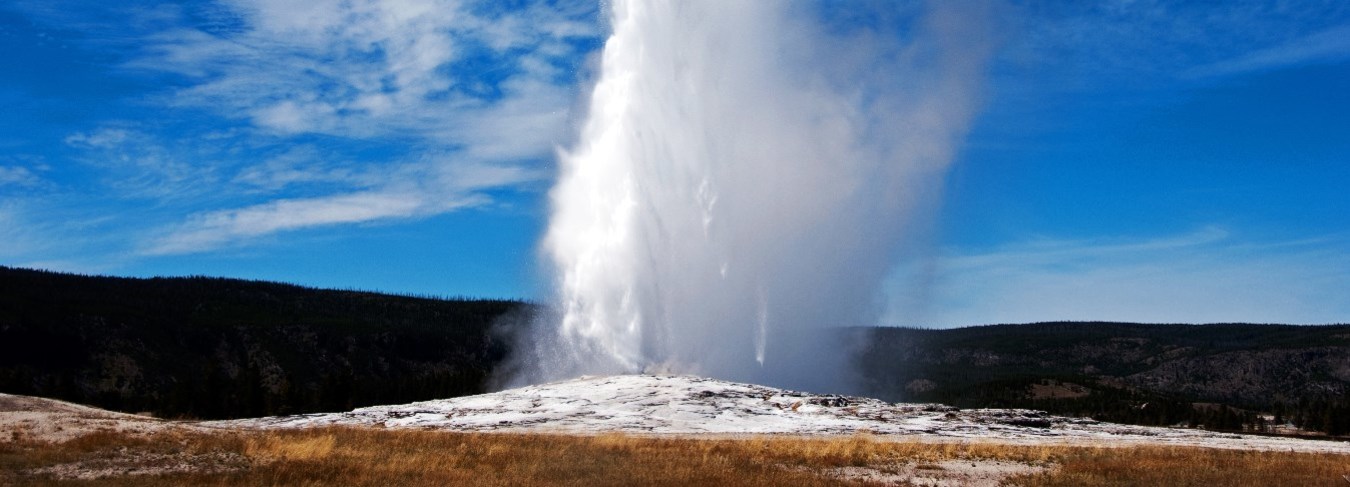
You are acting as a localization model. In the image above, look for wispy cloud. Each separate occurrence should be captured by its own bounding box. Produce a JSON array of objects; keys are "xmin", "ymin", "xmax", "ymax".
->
[
  {"xmin": 19, "ymin": 0, "xmax": 600, "ymax": 256},
  {"xmin": 0, "ymin": 200, "xmax": 114, "ymax": 271},
  {"xmin": 230, "ymin": 145, "xmax": 374, "ymax": 192},
  {"xmin": 129, "ymin": 0, "xmax": 596, "ymax": 143},
  {"xmin": 1006, "ymin": 1, "xmax": 1350, "ymax": 87},
  {"xmin": 1186, "ymin": 25, "xmax": 1350, "ymax": 78},
  {"xmin": 63, "ymin": 128, "xmax": 131, "ymax": 149},
  {"xmin": 0, "ymin": 203, "xmax": 36, "ymax": 258},
  {"xmin": 887, "ymin": 228, "xmax": 1350, "ymax": 327},
  {"xmin": 144, "ymin": 160, "xmax": 540, "ymax": 255},
  {"xmin": 0, "ymin": 166, "xmax": 41, "ymax": 187},
  {"xmin": 144, "ymin": 191, "xmax": 438, "ymax": 255},
  {"xmin": 63, "ymin": 126, "xmax": 220, "ymax": 200}
]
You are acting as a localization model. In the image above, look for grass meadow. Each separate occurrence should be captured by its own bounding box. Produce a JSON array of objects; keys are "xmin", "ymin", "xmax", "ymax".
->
[{"xmin": 3, "ymin": 427, "xmax": 1348, "ymax": 486}]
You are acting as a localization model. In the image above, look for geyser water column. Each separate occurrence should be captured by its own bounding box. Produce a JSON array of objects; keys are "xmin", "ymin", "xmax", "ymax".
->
[{"xmin": 531, "ymin": 1, "xmax": 993, "ymax": 391}]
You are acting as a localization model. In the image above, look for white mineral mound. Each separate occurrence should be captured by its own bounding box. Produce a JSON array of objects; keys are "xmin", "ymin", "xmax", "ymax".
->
[{"xmin": 213, "ymin": 375, "xmax": 1350, "ymax": 453}]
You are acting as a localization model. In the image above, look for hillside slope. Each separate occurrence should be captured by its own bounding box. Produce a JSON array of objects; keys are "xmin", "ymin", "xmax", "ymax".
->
[
  {"xmin": 855, "ymin": 323, "xmax": 1350, "ymax": 434},
  {"xmin": 4, "ymin": 266, "xmax": 1348, "ymax": 434},
  {"xmin": 0, "ymin": 266, "xmax": 526, "ymax": 419}
]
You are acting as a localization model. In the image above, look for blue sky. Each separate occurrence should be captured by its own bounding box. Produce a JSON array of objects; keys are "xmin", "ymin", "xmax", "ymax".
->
[{"xmin": 1, "ymin": 0, "xmax": 1347, "ymax": 325}]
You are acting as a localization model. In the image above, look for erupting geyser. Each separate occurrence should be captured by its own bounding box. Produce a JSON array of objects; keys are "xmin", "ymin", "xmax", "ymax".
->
[{"xmin": 514, "ymin": 1, "xmax": 993, "ymax": 392}]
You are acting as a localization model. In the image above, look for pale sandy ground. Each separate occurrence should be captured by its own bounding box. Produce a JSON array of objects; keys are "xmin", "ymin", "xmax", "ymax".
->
[
  {"xmin": 0, "ymin": 393, "xmax": 250, "ymax": 481},
  {"xmin": 0, "ymin": 392, "xmax": 1046, "ymax": 485},
  {"xmin": 4, "ymin": 388, "xmax": 1348, "ymax": 485},
  {"xmin": 822, "ymin": 460, "xmax": 1052, "ymax": 487},
  {"xmin": 0, "ymin": 393, "xmax": 198, "ymax": 443},
  {"xmin": 212, "ymin": 375, "xmax": 1350, "ymax": 455}
]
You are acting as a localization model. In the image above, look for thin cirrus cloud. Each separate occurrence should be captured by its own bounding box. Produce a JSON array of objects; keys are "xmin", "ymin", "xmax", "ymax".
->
[
  {"xmin": 145, "ymin": 191, "xmax": 443, "ymax": 256},
  {"xmin": 1184, "ymin": 25, "xmax": 1350, "ymax": 79},
  {"xmin": 94, "ymin": 0, "xmax": 599, "ymax": 255},
  {"xmin": 0, "ymin": 204, "xmax": 34, "ymax": 258},
  {"xmin": 0, "ymin": 200, "xmax": 110, "ymax": 272},
  {"xmin": 887, "ymin": 228, "xmax": 1350, "ymax": 327},
  {"xmin": 0, "ymin": 166, "xmax": 41, "ymax": 188},
  {"xmin": 230, "ymin": 146, "xmax": 373, "ymax": 193},
  {"xmin": 144, "ymin": 160, "xmax": 542, "ymax": 255},
  {"xmin": 133, "ymin": 0, "xmax": 594, "ymax": 141},
  {"xmin": 63, "ymin": 127, "xmax": 220, "ymax": 201},
  {"xmin": 1004, "ymin": 2, "xmax": 1350, "ymax": 87}
]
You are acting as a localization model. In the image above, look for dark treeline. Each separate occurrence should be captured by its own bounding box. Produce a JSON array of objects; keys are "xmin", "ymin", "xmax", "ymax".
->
[
  {"xmin": 854, "ymin": 323, "xmax": 1350, "ymax": 435},
  {"xmin": 0, "ymin": 266, "xmax": 530, "ymax": 419},
  {"xmin": 4, "ymin": 266, "xmax": 1349, "ymax": 436}
]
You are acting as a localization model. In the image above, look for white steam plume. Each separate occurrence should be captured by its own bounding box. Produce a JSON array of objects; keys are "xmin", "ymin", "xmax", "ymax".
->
[{"xmin": 511, "ymin": 1, "xmax": 995, "ymax": 392}]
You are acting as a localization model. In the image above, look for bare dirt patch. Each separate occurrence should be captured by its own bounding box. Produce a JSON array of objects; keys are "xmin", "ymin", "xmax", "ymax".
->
[
  {"xmin": 826, "ymin": 459, "xmax": 1054, "ymax": 486},
  {"xmin": 26, "ymin": 449, "xmax": 250, "ymax": 481},
  {"xmin": 1, "ymin": 394, "xmax": 249, "ymax": 483},
  {"xmin": 0, "ymin": 393, "xmax": 196, "ymax": 443}
]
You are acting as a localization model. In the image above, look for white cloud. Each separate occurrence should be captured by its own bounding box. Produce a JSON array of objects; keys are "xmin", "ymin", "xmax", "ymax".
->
[
  {"xmin": 250, "ymin": 100, "xmax": 325, "ymax": 134},
  {"xmin": 63, "ymin": 128, "xmax": 131, "ymax": 149},
  {"xmin": 0, "ymin": 204, "xmax": 34, "ymax": 258},
  {"xmin": 231, "ymin": 146, "xmax": 372, "ymax": 192},
  {"xmin": 87, "ymin": 0, "xmax": 599, "ymax": 253},
  {"xmin": 145, "ymin": 161, "xmax": 539, "ymax": 255},
  {"xmin": 130, "ymin": 0, "xmax": 597, "ymax": 145},
  {"xmin": 886, "ymin": 228, "xmax": 1350, "ymax": 327},
  {"xmin": 1186, "ymin": 25, "xmax": 1350, "ymax": 78},
  {"xmin": 1005, "ymin": 2, "xmax": 1350, "ymax": 86},
  {"xmin": 145, "ymin": 190, "xmax": 437, "ymax": 255},
  {"xmin": 0, "ymin": 166, "xmax": 41, "ymax": 187},
  {"xmin": 63, "ymin": 126, "xmax": 218, "ymax": 199},
  {"xmin": 0, "ymin": 202, "xmax": 104, "ymax": 267},
  {"xmin": 42, "ymin": 0, "xmax": 600, "ymax": 255}
]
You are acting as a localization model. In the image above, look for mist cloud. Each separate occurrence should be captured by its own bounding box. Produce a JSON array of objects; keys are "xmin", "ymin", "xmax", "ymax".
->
[{"xmin": 508, "ymin": 1, "xmax": 998, "ymax": 393}]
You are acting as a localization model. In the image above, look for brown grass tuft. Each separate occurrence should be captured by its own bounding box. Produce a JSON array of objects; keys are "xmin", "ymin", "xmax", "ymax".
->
[
  {"xmin": 1010, "ymin": 445, "xmax": 1350, "ymax": 486},
  {"xmin": 246, "ymin": 433, "xmax": 336, "ymax": 461},
  {"xmin": 1, "ymin": 426, "xmax": 1347, "ymax": 486}
]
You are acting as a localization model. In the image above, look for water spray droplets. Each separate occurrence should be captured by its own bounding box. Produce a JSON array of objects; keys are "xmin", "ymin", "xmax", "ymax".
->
[{"xmin": 519, "ymin": 0, "xmax": 993, "ymax": 392}]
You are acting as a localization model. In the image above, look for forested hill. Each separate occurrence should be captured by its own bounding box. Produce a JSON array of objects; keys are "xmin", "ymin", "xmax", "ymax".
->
[
  {"xmin": 0, "ymin": 266, "xmax": 528, "ymax": 419},
  {"xmin": 4, "ymin": 265, "xmax": 1349, "ymax": 435},
  {"xmin": 855, "ymin": 322, "xmax": 1350, "ymax": 435}
]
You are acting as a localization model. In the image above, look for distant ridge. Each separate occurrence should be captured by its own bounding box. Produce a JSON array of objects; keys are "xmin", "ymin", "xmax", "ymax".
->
[
  {"xmin": 0, "ymin": 266, "xmax": 527, "ymax": 419},
  {"xmin": 856, "ymin": 322, "xmax": 1350, "ymax": 435},
  {"xmin": 2, "ymin": 265, "xmax": 1348, "ymax": 435}
]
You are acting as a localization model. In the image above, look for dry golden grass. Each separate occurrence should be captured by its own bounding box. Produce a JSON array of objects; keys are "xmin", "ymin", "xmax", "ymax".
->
[
  {"xmin": 1010, "ymin": 445, "xmax": 1350, "ymax": 486},
  {"xmin": 2, "ymin": 427, "xmax": 1347, "ymax": 486}
]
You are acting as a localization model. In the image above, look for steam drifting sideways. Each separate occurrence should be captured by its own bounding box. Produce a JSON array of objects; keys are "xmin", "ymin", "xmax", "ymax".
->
[{"xmin": 514, "ymin": 1, "xmax": 995, "ymax": 392}]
